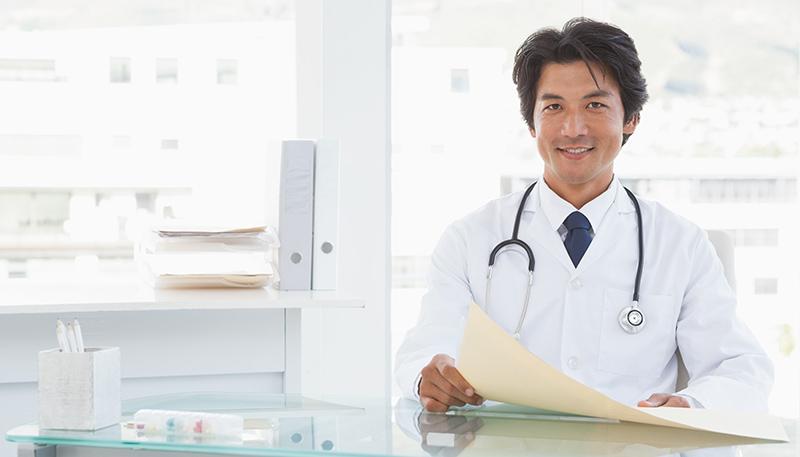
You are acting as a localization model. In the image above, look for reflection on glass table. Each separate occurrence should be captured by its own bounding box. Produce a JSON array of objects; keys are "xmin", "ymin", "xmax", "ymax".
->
[
  {"xmin": 5, "ymin": 393, "xmax": 797, "ymax": 457},
  {"xmin": 394, "ymin": 399, "xmax": 798, "ymax": 457}
]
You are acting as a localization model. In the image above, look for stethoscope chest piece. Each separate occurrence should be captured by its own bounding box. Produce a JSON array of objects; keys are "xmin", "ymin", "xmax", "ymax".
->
[{"xmin": 618, "ymin": 301, "xmax": 646, "ymax": 334}]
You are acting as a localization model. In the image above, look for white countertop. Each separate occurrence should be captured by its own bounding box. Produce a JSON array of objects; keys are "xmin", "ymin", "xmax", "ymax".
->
[{"xmin": 0, "ymin": 279, "xmax": 364, "ymax": 314}]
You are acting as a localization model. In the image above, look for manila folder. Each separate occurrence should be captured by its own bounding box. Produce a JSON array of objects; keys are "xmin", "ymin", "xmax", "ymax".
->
[{"xmin": 457, "ymin": 303, "xmax": 787, "ymax": 442}]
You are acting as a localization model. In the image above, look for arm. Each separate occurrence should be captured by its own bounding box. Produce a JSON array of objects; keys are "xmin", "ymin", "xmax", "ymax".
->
[
  {"xmin": 674, "ymin": 230, "xmax": 774, "ymax": 412},
  {"xmin": 394, "ymin": 222, "xmax": 480, "ymax": 405}
]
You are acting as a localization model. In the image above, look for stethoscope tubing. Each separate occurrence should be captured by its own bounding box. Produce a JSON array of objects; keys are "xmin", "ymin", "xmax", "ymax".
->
[
  {"xmin": 623, "ymin": 186, "xmax": 644, "ymax": 304},
  {"xmin": 485, "ymin": 180, "xmax": 645, "ymax": 338}
]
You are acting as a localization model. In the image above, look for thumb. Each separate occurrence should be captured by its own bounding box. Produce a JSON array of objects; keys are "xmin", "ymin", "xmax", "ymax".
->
[{"xmin": 638, "ymin": 393, "xmax": 670, "ymax": 407}]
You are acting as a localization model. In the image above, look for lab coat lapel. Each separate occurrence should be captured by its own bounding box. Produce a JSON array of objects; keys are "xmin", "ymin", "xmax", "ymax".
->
[
  {"xmin": 520, "ymin": 191, "xmax": 575, "ymax": 273},
  {"xmin": 573, "ymin": 189, "xmax": 638, "ymax": 275}
]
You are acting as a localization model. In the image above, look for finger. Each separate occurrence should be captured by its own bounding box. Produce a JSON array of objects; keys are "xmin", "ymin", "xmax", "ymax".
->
[
  {"xmin": 429, "ymin": 373, "xmax": 474, "ymax": 405},
  {"xmin": 420, "ymin": 382, "xmax": 467, "ymax": 408},
  {"xmin": 423, "ymin": 364, "xmax": 474, "ymax": 405},
  {"xmin": 421, "ymin": 396, "xmax": 449, "ymax": 413},
  {"xmin": 438, "ymin": 364, "xmax": 475, "ymax": 396},
  {"xmin": 637, "ymin": 393, "xmax": 671, "ymax": 407},
  {"xmin": 419, "ymin": 365, "xmax": 467, "ymax": 406},
  {"xmin": 663, "ymin": 396, "xmax": 691, "ymax": 408},
  {"xmin": 439, "ymin": 365, "xmax": 483, "ymax": 404}
]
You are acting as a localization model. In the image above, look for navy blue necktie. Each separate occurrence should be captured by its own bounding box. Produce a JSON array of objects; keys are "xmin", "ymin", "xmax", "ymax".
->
[{"xmin": 563, "ymin": 211, "xmax": 592, "ymax": 267}]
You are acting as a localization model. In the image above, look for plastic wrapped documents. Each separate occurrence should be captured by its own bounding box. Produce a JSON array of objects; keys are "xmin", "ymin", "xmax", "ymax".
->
[{"xmin": 136, "ymin": 224, "xmax": 279, "ymax": 289}]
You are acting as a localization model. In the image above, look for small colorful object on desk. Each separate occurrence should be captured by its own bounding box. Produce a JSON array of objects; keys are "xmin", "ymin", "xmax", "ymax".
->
[{"xmin": 132, "ymin": 409, "xmax": 244, "ymax": 438}]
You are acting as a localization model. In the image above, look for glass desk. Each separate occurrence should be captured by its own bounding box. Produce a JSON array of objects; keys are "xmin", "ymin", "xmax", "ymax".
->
[{"xmin": 5, "ymin": 393, "xmax": 798, "ymax": 457}]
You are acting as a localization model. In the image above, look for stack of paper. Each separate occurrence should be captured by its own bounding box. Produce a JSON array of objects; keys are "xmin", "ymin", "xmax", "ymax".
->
[{"xmin": 136, "ymin": 225, "xmax": 279, "ymax": 289}]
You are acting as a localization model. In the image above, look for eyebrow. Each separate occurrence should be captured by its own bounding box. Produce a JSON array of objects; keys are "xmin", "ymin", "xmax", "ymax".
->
[{"xmin": 539, "ymin": 90, "xmax": 613, "ymax": 101}]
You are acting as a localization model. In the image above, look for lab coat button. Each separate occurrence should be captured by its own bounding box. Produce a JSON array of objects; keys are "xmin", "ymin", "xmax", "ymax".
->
[
  {"xmin": 567, "ymin": 356, "xmax": 579, "ymax": 369},
  {"xmin": 569, "ymin": 278, "xmax": 582, "ymax": 289}
]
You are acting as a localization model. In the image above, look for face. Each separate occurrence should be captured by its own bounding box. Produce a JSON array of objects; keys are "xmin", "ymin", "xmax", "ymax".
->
[{"xmin": 530, "ymin": 60, "xmax": 638, "ymax": 195}]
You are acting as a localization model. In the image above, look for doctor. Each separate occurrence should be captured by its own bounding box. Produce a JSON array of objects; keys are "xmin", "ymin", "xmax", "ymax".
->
[{"xmin": 395, "ymin": 18, "xmax": 773, "ymax": 413}]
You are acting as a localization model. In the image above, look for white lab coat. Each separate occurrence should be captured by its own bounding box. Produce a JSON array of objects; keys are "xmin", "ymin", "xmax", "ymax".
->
[{"xmin": 395, "ymin": 179, "xmax": 773, "ymax": 412}]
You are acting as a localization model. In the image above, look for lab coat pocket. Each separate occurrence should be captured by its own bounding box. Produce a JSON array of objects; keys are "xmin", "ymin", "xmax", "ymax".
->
[{"xmin": 597, "ymin": 288, "xmax": 678, "ymax": 378}]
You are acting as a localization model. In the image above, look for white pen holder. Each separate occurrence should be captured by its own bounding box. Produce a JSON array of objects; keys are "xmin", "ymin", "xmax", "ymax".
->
[{"xmin": 38, "ymin": 347, "xmax": 121, "ymax": 431}]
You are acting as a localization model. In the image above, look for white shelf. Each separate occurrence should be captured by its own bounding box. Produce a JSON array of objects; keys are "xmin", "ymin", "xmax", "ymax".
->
[{"xmin": 0, "ymin": 279, "xmax": 364, "ymax": 315}]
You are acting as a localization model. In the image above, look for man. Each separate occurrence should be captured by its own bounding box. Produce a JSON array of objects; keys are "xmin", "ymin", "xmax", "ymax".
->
[{"xmin": 394, "ymin": 18, "xmax": 773, "ymax": 413}]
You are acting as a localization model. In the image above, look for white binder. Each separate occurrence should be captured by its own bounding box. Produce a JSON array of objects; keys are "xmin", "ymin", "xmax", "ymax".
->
[
  {"xmin": 311, "ymin": 416, "xmax": 339, "ymax": 451},
  {"xmin": 312, "ymin": 139, "xmax": 339, "ymax": 290},
  {"xmin": 279, "ymin": 140, "xmax": 315, "ymax": 290},
  {"xmin": 278, "ymin": 417, "xmax": 313, "ymax": 450}
]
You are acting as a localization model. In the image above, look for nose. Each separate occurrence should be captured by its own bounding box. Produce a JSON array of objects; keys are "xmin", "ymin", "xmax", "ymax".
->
[{"xmin": 560, "ymin": 110, "xmax": 589, "ymax": 138}]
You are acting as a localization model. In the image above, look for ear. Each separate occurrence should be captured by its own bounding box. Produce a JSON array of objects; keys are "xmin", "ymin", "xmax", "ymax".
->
[
  {"xmin": 529, "ymin": 127, "xmax": 537, "ymax": 138},
  {"xmin": 623, "ymin": 113, "xmax": 640, "ymax": 135}
]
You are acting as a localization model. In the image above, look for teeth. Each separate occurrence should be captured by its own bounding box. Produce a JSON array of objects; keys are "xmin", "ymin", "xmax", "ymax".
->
[{"xmin": 561, "ymin": 147, "xmax": 591, "ymax": 154}]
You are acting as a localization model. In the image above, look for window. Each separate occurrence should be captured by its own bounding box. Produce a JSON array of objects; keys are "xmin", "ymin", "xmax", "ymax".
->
[
  {"xmin": 0, "ymin": 191, "xmax": 69, "ymax": 233},
  {"xmin": 156, "ymin": 58, "xmax": 178, "ymax": 83},
  {"xmin": 111, "ymin": 135, "xmax": 131, "ymax": 150},
  {"xmin": 0, "ymin": 59, "xmax": 60, "ymax": 82},
  {"xmin": 726, "ymin": 229, "xmax": 779, "ymax": 247},
  {"xmin": 0, "ymin": 135, "xmax": 82, "ymax": 156},
  {"xmin": 754, "ymin": 278, "xmax": 778, "ymax": 295},
  {"xmin": 392, "ymin": 0, "xmax": 800, "ymax": 417},
  {"xmin": 0, "ymin": 3, "xmax": 296, "ymax": 281},
  {"xmin": 217, "ymin": 59, "xmax": 238, "ymax": 85},
  {"xmin": 109, "ymin": 57, "xmax": 131, "ymax": 83},
  {"xmin": 392, "ymin": 255, "xmax": 430, "ymax": 288},
  {"xmin": 450, "ymin": 68, "xmax": 469, "ymax": 93},
  {"xmin": 691, "ymin": 179, "xmax": 797, "ymax": 203},
  {"xmin": 160, "ymin": 139, "xmax": 179, "ymax": 150}
]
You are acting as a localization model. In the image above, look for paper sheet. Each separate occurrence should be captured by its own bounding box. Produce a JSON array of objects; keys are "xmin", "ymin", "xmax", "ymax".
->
[{"xmin": 457, "ymin": 303, "xmax": 788, "ymax": 442}]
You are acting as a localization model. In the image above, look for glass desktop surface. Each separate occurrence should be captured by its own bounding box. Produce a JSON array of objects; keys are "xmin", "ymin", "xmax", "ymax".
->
[{"xmin": 5, "ymin": 393, "xmax": 798, "ymax": 457}]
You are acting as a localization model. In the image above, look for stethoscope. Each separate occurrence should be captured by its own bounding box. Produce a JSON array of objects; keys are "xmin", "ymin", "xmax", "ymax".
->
[{"xmin": 485, "ymin": 181, "xmax": 646, "ymax": 339}]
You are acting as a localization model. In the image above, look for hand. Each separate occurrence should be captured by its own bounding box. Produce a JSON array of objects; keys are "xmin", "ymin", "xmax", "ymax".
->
[
  {"xmin": 419, "ymin": 354, "xmax": 484, "ymax": 412},
  {"xmin": 638, "ymin": 393, "xmax": 691, "ymax": 408}
]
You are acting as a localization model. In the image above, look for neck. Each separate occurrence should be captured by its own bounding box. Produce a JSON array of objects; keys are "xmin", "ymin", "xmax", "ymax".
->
[{"xmin": 543, "ymin": 172, "xmax": 614, "ymax": 209}]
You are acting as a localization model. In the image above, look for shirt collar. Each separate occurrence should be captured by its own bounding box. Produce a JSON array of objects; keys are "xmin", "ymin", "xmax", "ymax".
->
[{"xmin": 538, "ymin": 176, "xmax": 619, "ymax": 233}]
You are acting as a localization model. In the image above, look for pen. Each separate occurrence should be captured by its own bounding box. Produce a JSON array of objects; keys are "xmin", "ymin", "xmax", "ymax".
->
[
  {"xmin": 56, "ymin": 319, "xmax": 69, "ymax": 352},
  {"xmin": 73, "ymin": 319, "xmax": 85, "ymax": 353},
  {"xmin": 65, "ymin": 322, "xmax": 78, "ymax": 353}
]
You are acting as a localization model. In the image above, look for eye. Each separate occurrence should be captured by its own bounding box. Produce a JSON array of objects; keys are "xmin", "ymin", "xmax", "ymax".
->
[
  {"xmin": 587, "ymin": 101, "xmax": 606, "ymax": 109},
  {"xmin": 543, "ymin": 103, "xmax": 561, "ymax": 111}
]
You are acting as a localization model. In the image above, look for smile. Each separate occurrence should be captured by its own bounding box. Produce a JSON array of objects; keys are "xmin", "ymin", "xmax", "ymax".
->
[{"xmin": 557, "ymin": 147, "xmax": 594, "ymax": 158}]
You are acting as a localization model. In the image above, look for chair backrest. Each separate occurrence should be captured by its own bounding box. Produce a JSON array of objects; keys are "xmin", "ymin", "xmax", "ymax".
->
[
  {"xmin": 706, "ymin": 230, "xmax": 736, "ymax": 290},
  {"xmin": 675, "ymin": 230, "xmax": 735, "ymax": 391}
]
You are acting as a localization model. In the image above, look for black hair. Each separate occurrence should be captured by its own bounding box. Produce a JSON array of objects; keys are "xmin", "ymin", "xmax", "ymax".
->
[{"xmin": 512, "ymin": 17, "xmax": 648, "ymax": 145}]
